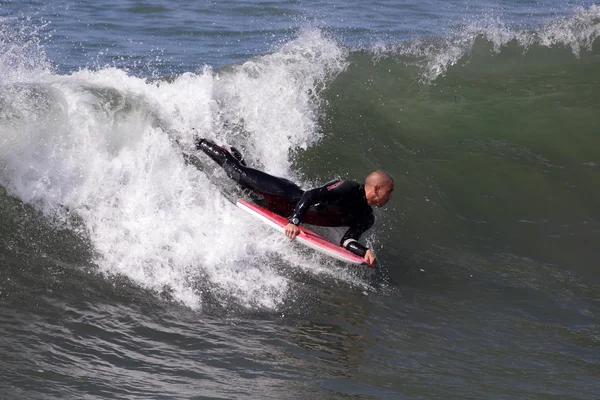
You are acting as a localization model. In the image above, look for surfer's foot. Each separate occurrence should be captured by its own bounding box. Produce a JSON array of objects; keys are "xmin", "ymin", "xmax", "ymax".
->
[
  {"xmin": 194, "ymin": 137, "xmax": 246, "ymax": 167},
  {"xmin": 230, "ymin": 146, "xmax": 246, "ymax": 167},
  {"xmin": 195, "ymin": 137, "xmax": 227, "ymax": 165},
  {"xmin": 194, "ymin": 136, "xmax": 210, "ymax": 151}
]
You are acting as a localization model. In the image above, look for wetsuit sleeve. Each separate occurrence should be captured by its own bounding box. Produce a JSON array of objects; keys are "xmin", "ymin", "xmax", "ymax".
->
[
  {"xmin": 290, "ymin": 180, "xmax": 374, "ymax": 258},
  {"xmin": 290, "ymin": 180, "xmax": 353, "ymax": 224},
  {"xmin": 340, "ymin": 211, "xmax": 375, "ymax": 257}
]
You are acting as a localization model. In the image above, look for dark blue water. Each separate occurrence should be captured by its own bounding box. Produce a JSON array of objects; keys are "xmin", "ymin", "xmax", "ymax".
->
[
  {"xmin": 7, "ymin": 0, "xmax": 597, "ymax": 73},
  {"xmin": 1, "ymin": 1, "xmax": 600, "ymax": 399}
]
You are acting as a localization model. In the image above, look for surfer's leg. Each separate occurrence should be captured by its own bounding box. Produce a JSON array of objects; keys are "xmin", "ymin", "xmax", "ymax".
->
[{"xmin": 195, "ymin": 137, "xmax": 303, "ymax": 201}]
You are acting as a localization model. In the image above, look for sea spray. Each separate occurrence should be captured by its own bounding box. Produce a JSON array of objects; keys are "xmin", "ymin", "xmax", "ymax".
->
[
  {"xmin": 372, "ymin": 5, "xmax": 600, "ymax": 81},
  {"xmin": 0, "ymin": 26, "xmax": 359, "ymax": 310}
]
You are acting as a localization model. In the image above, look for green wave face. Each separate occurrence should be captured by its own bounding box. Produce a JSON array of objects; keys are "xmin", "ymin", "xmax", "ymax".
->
[{"xmin": 297, "ymin": 36, "xmax": 600, "ymax": 273}]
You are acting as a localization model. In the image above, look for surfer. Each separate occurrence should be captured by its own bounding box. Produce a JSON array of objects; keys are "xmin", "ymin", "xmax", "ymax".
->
[{"xmin": 195, "ymin": 138, "xmax": 393, "ymax": 267}]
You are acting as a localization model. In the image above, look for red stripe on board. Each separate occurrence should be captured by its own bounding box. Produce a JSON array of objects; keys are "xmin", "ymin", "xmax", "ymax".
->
[
  {"xmin": 327, "ymin": 181, "xmax": 343, "ymax": 191},
  {"xmin": 237, "ymin": 199, "xmax": 365, "ymax": 264}
]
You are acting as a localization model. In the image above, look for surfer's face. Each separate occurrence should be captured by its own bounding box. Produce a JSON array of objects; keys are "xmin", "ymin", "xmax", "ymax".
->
[{"xmin": 374, "ymin": 183, "xmax": 393, "ymax": 207}]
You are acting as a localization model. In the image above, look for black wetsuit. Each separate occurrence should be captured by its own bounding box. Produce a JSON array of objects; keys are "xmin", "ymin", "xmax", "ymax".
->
[{"xmin": 196, "ymin": 139, "xmax": 373, "ymax": 257}]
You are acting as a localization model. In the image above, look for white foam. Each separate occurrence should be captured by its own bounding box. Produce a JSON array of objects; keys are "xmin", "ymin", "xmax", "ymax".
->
[
  {"xmin": 0, "ymin": 28, "xmax": 354, "ymax": 310},
  {"xmin": 538, "ymin": 5, "xmax": 600, "ymax": 56},
  {"xmin": 210, "ymin": 28, "xmax": 349, "ymax": 176},
  {"xmin": 375, "ymin": 5, "xmax": 600, "ymax": 82}
]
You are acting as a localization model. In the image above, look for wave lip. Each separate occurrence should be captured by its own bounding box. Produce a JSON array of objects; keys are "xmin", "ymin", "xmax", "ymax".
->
[
  {"xmin": 538, "ymin": 5, "xmax": 600, "ymax": 55},
  {"xmin": 373, "ymin": 5, "xmax": 600, "ymax": 81}
]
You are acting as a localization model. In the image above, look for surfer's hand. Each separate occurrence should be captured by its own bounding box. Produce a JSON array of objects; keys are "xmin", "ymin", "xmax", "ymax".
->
[
  {"xmin": 284, "ymin": 223, "xmax": 301, "ymax": 239},
  {"xmin": 364, "ymin": 250, "xmax": 376, "ymax": 268}
]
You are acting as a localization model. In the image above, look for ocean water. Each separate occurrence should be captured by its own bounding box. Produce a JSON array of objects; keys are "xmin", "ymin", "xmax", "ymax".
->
[{"xmin": 1, "ymin": 1, "xmax": 599, "ymax": 399}]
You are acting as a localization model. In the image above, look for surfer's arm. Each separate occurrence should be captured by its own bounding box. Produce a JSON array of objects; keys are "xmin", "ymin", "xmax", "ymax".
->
[
  {"xmin": 285, "ymin": 181, "xmax": 342, "ymax": 240},
  {"xmin": 341, "ymin": 213, "xmax": 376, "ymax": 266},
  {"xmin": 284, "ymin": 181, "xmax": 343, "ymax": 241},
  {"xmin": 341, "ymin": 228, "xmax": 370, "ymax": 257},
  {"xmin": 344, "ymin": 240, "xmax": 376, "ymax": 268},
  {"xmin": 289, "ymin": 180, "xmax": 351, "ymax": 223}
]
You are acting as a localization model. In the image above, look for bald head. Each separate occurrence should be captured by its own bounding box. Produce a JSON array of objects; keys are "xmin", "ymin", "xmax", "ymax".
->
[
  {"xmin": 364, "ymin": 170, "xmax": 394, "ymax": 207},
  {"xmin": 365, "ymin": 170, "xmax": 394, "ymax": 189}
]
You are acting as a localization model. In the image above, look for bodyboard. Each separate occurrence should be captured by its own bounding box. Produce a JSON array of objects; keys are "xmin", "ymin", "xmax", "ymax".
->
[{"xmin": 236, "ymin": 199, "xmax": 367, "ymax": 266}]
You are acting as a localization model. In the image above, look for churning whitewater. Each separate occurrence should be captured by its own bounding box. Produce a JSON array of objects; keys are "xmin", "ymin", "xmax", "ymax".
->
[{"xmin": 0, "ymin": 29, "xmax": 363, "ymax": 310}]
